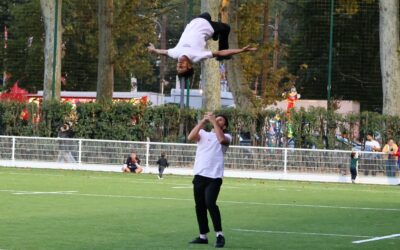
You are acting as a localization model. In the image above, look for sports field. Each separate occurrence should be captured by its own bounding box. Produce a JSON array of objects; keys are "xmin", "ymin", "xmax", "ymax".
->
[{"xmin": 0, "ymin": 167, "xmax": 399, "ymax": 250}]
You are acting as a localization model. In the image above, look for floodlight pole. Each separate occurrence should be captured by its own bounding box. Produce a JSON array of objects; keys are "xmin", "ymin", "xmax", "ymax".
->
[
  {"xmin": 3, "ymin": 25, "xmax": 7, "ymax": 88},
  {"xmin": 186, "ymin": 77, "xmax": 190, "ymax": 108},
  {"xmin": 179, "ymin": 77, "xmax": 185, "ymax": 109},
  {"xmin": 327, "ymin": 0, "xmax": 334, "ymax": 108}
]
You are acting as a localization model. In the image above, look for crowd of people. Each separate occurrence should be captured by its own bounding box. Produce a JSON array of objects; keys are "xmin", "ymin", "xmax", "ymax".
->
[{"xmin": 350, "ymin": 132, "xmax": 399, "ymax": 183}]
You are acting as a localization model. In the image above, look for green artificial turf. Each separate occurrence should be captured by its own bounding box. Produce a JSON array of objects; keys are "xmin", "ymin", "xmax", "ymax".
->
[{"xmin": 0, "ymin": 167, "xmax": 399, "ymax": 249}]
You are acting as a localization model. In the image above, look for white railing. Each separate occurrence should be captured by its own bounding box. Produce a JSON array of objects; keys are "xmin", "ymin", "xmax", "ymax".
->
[{"xmin": 0, "ymin": 135, "xmax": 398, "ymax": 184}]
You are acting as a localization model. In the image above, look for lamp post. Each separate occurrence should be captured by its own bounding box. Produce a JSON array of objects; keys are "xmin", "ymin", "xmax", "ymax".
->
[
  {"xmin": 327, "ymin": 0, "xmax": 334, "ymax": 108},
  {"xmin": 3, "ymin": 25, "xmax": 8, "ymax": 88},
  {"xmin": 159, "ymin": 14, "xmax": 167, "ymax": 97}
]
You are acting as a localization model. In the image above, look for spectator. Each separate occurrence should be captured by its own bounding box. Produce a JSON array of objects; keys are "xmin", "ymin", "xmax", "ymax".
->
[
  {"xmin": 57, "ymin": 122, "xmax": 76, "ymax": 163},
  {"xmin": 364, "ymin": 132, "xmax": 381, "ymax": 152},
  {"xmin": 350, "ymin": 152, "xmax": 360, "ymax": 183},
  {"xmin": 122, "ymin": 151, "xmax": 143, "ymax": 174},
  {"xmin": 383, "ymin": 139, "xmax": 398, "ymax": 177},
  {"xmin": 390, "ymin": 147, "xmax": 400, "ymax": 178},
  {"xmin": 156, "ymin": 152, "xmax": 169, "ymax": 179}
]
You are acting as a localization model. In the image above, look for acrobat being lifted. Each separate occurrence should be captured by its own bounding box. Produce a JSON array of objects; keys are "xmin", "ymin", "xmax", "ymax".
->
[{"xmin": 147, "ymin": 12, "xmax": 257, "ymax": 78}]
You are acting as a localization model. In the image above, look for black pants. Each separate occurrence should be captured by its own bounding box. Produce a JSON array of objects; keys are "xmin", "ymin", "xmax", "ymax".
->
[
  {"xmin": 197, "ymin": 12, "xmax": 230, "ymax": 51},
  {"xmin": 193, "ymin": 175, "xmax": 223, "ymax": 234},
  {"xmin": 158, "ymin": 166, "xmax": 165, "ymax": 178},
  {"xmin": 350, "ymin": 168, "xmax": 357, "ymax": 180}
]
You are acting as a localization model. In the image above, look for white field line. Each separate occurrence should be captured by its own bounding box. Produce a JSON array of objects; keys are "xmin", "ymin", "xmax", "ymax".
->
[
  {"xmin": 13, "ymin": 191, "xmax": 77, "ymax": 195},
  {"xmin": 352, "ymin": 234, "xmax": 400, "ymax": 244},
  {"xmin": 221, "ymin": 200, "xmax": 400, "ymax": 212},
  {"xmin": 0, "ymin": 172, "xmax": 254, "ymax": 188},
  {"xmin": 171, "ymin": 186, "xmax": 192, "ymax": 189},
  {"xmin": 232, "ymin": 228, "xmax": 372, "ymax": 239},
  {"xmin": 2, "ymin": 171, "xmax": 399, "ymax": 194},
  {"xmin": 1, "ymin": 189, "xmax": 399, "ymax": 212}
]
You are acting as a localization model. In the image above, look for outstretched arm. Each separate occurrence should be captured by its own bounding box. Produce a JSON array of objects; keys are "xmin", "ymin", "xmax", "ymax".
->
[
  {"xmin": 147, "ymin": 43, "xmax": 168, "ymax": 56},
  {"xmin": 212, "ymin": 44, "xmax": 257, "ymax": 58}
]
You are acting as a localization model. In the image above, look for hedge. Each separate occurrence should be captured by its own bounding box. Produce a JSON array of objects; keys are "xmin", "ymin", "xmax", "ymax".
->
[{"xmin": 1, "ymin": 100, "xmax": 400, "ymax": 149}]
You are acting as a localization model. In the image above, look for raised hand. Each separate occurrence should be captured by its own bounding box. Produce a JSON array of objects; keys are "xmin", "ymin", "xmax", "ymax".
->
[
  {"xmin": 242, "ymin": 44, "xmax": 258, "ymax": 52},
  {"xmin": 147, "ymin": 43, "xmax": 155, "ymax": 52}
]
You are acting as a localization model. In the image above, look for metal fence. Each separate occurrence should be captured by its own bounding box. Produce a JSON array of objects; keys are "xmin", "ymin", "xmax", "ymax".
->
[{"xmin": 0, "ymin": 135, "xmax": 396, "ymax": 179}]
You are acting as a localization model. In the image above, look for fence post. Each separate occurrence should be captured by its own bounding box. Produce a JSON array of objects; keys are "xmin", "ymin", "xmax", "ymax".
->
[
  {"xmin": 78, "ymin": 139, "xmax": 82, "ymax": 165},
  {"xmin": 146, "ymin": 137, "xmax": 150, "ymax": 168},
  {"xmin": 283, "ymin": 148, "xmax": 288, "ymax": 174},
  {"xmin": 11, "ymin": 136, "xmax": 16, "ymax": 161}
]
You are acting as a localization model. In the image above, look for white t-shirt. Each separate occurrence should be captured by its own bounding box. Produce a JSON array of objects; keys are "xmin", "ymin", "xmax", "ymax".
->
[
  {"xmin": 193, "ymin": 129, "xmax": 232, "ymax": 179},
  {"xmin": 364, "ymin": 139, "xmax": 380, "ymax": 151},
  {"xmin": 167, "ymin": 18, "xmax": 214, "ymax": 63}
]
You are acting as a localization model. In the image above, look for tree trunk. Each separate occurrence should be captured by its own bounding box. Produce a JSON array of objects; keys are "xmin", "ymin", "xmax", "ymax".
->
[
  {"xmin": 201, "ymin": 0, "xmax": 220, "ymax": 111},
  {"xmin": 380, "ymin": 0, "xmax": 400, "ymax": 115},
  {"xmin": 159, "ymin": 13, "xmax": 167, "ymax": 94},
  {"xmin": 260, "ymin": 0, "xmax": 269, "ymax": 96},
  {"xmin": 273, "ymin": 13, "xmax": 279, "ymax": 71},
  {"xmin": 97, "ymin": 0, "xmax": 114, "ymax": 104},
  {"xmin": 222, "ymin": 0, "xmax": 253, "ymax": 109},
  {"xmin": 40, "ymin": 0, "xmax": 62, "ymax": 101}
]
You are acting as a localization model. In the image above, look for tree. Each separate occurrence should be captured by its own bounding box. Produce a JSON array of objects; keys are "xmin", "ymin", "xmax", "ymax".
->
[
  {"xmin": 1, "ymin": 0, "xmax": 44, "ymax": 92},
  {"xmin": 40, "ymin": 0, "xmax": 62, "ymax": 101},
  {"xmin": 201, "ymin": 0, "xmax": 220, "ymax": 111},
  {"xmin": 260, "ymin": 0, "xmax": 270, "ymax": 97},
  {"xmin": 221, "ymin": 0, "xmax": 254, "ymax": 109},
  {"xmin": 380, "ymin": 0, "xmax": 400, "ymax": 115},
  {"xmin": 96, "ymin": 0, "xmax": 114, "ymax": 103}
]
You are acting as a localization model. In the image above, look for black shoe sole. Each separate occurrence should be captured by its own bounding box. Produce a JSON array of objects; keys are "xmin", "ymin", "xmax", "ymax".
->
[{"xmin": 189, "ymin": 238, "xmax": 208, "ymax": 244}]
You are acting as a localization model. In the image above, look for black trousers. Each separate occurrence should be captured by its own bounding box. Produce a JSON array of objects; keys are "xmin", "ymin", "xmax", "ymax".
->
[
  {"xmin": 193, "ymin": 175, "xmax": 223, "ymax": 234},
  {"xmin": 197, "ymin": 12, "xmax": 230, "ymax": 51},
  {"xmin": 158, "ymin": 166, "xmax": 165, "ymax": 177},
  {"xmin": 350, "ymin": 168, "xmax": 357, "ymax": 180}
]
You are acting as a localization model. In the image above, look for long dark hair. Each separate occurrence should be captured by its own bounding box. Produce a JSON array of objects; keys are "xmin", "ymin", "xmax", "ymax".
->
[{"xmin": 177, "ymin": 68, "xmax": 194, "ymax": 78}]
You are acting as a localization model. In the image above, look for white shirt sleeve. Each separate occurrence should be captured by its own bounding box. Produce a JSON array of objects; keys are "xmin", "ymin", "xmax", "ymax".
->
[
  {"xmin": 167, "ymin": 48, "xmax": 179, "ymax": 59},
  {"xmin": 225, "ymin": 133, "xmax": 232, "ymax": 143},
  {"xmin": 190, "ymin": 50, "xmax": 213, "ymax": 63}
]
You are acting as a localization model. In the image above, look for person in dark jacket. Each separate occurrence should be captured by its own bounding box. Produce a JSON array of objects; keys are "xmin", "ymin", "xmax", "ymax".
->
[
  {"xmin": 57, "ymin": 122, "xmax": 76, "ymax": 163},
  {"xmin": 156, "ymin": 152, "xmax": 169, "ymax": 179},
  {"xmin": 122, "ymin": 151, "xmax": 143, "ymax": 174}
]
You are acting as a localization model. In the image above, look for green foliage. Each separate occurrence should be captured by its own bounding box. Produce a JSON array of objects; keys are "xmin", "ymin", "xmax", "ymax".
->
[
  {"xmin": 3, "ymin": 0, "xmax": 161, "ymax": 93},
  {"xmin": 3, "ymin": 100, "xmax": 400, "ymax": 149},
  {"xmin": 38, "ymin": 100, "xmax": 75, "ymax": 137},
  {"xmin": 236, "ymin": 1, "xmax": 296, "ymax": 106},
  {"xmin": 5, "ymin": 0, "xmax": 43, "ymax": 92},
  {"xmin": 0, "ymin": 101, "xmax": 27, "ymax": 135},
  {"xmin": 0, "ymin": 100, "xmax": 72, "ymax": 137}
]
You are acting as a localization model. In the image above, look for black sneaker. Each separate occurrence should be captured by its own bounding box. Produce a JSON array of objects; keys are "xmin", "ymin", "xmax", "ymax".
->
[
  {"xmin": 189, "ymin": 237, "xmax": 208, "ymax": 244},
  {"xmin": 215, "ymin": 235, "xmax": 225, "ymax": 248}
]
